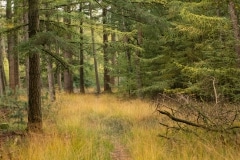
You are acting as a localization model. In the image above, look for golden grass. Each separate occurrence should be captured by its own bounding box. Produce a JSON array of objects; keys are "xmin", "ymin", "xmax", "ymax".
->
[{"xmin": 2, "ymin": 93, "xmax": 240, "ymax": 160}]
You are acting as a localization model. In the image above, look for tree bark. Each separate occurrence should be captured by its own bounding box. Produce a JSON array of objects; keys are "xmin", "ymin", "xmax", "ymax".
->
[
  {"xmin": 57, "ymin": 65, "xmax": 62, "ymax": 92},
  {"xmin": 110, "ymin": 32, "xmax": 116, "ymax": 86},
  {"xmin": 0, "ymin": 35, "xmax": 6, "ymax": 96},
  {"xmin": 47, "ymin": 56, "xmax": 56, "ymax": 102},
  {"xmin": 135, "ymin": 25, "xmax": 143, "ymax": 97},
  {"xmin": 79, "ymin": 3, "xmax": 85, "ymax": 94},
  {"xmin": 103, "ymin": 8, "xmax": 112, "ymax": 93},
  {"xmin": 23, "ymin": 0, "xmax": 29, "ymax": 91},
  {"xmin": 7, "ymin": 0, "xmax": 19, "ymax": 91},
  {"xmin": 45, "ymin": 3, "xmax": 56, "ymax": 101},
  {"xmin": 229, "ymin": 1, "xmax": 240, "ymax": 66},
  {"xmin": 27, "ymin": 0, "xmax": 42, "ymax": 132},
  {"xmin": 55, "ymin": 15, "xmax": 62, "ymax": 92},
  {"xmin": 63, "ymin": 5, "xmax": 73, "ymax": 93},
  {"xmin": 6, "ymin": 0, "xmax": 14, "ymax": 89},
  {"xmin": 13, "ymin": 0, "xmax": 19, "ymax": 89},
  {"xmin": 90, "ymin": 3, "xmax": 101, "ymax": 94}
]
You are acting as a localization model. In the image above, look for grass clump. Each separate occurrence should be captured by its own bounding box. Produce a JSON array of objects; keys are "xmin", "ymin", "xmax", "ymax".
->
[{"xmin": 102, "ymin": 115, "xmax": 133, "ymax": 136}]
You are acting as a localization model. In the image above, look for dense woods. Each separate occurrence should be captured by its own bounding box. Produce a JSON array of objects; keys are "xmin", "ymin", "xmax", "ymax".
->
[
  {"xmin": 0, "ymin": 0, "xmax": 238, "ymax": 98},
  {"xmin": 0, "ymin": 1, "xmax": 240, "ymax": 95},
  {"xmin": 0, "ymin": 0, "xmax": 240, "ymax": 151}
]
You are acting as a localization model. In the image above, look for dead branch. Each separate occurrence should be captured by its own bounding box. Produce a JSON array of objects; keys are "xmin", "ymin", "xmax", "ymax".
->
[
  {"xmin": 158, "ymin": 109, "xmax": 240, "ymax": 131},
  {"xmin": 158, "ymin": 110, "xmax": 219, "ymax": 131}
]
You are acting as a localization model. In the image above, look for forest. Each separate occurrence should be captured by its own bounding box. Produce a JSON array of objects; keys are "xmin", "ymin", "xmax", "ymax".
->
[{"xmin": 1, "ymin": 0, "xmax": 240, "ymax": 159}]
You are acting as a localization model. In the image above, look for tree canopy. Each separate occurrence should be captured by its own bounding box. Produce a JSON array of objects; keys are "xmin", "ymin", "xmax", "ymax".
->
[{"xmin": 0, "ymin": 0, "xmax": 239, "ymax": 103}]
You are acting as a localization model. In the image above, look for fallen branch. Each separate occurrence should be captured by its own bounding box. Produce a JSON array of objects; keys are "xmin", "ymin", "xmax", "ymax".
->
[{"xmin": 157, "ymin": 110, "xmax": 240, "ymax": 133}]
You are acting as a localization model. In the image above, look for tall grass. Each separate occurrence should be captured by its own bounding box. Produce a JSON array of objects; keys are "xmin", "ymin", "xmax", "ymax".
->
[{"xmin": 3, "ymin": 93, "xmax": 240, "ymax": 160}]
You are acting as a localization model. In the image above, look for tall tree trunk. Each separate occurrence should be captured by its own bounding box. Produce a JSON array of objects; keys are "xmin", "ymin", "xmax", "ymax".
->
[
  {"xmin": 7, "ymin": 0, "xmax": 19, "ymax": 91},
  {"xmin": 45, "ymin": 3, "xmax": 56, "ymax": 101},
  {"xmin": 6, "ymin": 0, "xmax": 14, "ymax": 89},
  {"xmin": 229, "ymin": 1, "xmax": 240, "ymax": 66},
  {"xmin": 103, "ymin": 8, "xmax": 112, "ymax": 93},
  {"xmin": 56, "ymin": 14, "xmax": 62, "ymax": 92},
  {"xmin": 110, "ymin": 32, "xmax": 116, "ymax": 86},
  {"xmin": 79, "ymin": 3, "xmax": 85, "ymax": 94},
  {"xmin": 63, "ymin": 5, "xmax": 73, "ymax": 93},
  {"xmin": 57, "ymin": 70, "xmax": 62, "ymax": 92},
  {"xmin": 23, "ymin": 0, "xmax": 29, "ymax": 91},
  {"xmin": 63, "ymin": 54, "xmax": 73, "ymax": 93},
  {"xmin": 122, "ymin": 12, "xmax": 132, "ymax": 96},
  {"xmin": 90, "ymin": 3, "xmax": 100, "ymax": 94},
  {"xmin": 135, "ymin": 25, "xmax": 143, "ymax": 97},
  {"xmin": 56, "ymin": 47, "xmax": 62, "ymax": 92},
  {"xmin": 0, "ymin": 35, "xmax": 6, "ymax": 96},
  {"xmin": 1, "ymin": 37, "xmax": 7, "ymax": 87},
  {"xmin": 13, "ymin": 0, "xmax": 19, "ymax": 89},
  {"xmin": 47, "ymin": 56, "xmax": 56, "ymax": 102},
  {"xmin": 27, "ymin": 0, "xmax": 42, "ymax": 132}
]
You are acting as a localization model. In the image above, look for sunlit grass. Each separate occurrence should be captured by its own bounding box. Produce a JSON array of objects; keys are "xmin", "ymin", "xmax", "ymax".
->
[{"xmin": 3, "ymin": 93, "xmax": 240, "ymax": 160}]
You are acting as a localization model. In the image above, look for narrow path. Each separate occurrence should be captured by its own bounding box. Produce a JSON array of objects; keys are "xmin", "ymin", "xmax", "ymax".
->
[{"xmin": 110, "ymin": 139, "xmax": 132, "ymax": 160}]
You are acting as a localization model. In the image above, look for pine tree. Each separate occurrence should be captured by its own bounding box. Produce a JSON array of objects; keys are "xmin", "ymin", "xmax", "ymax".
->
[{"xmin": 27, "ymin": 0, "xmax": 42, "ymax": 132}]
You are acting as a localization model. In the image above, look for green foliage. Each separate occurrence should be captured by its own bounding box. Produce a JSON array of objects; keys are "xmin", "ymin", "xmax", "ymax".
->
[
  {"xmin": 0, "ymin": 123, "xmax": 9, "ymax": 130},
  {"xmin": 123, "ymin": 0, "xmax": 240, "ymax": 101},
  {"xmin": 0, "ymin": 88, "xmax": 27, "ymax": 130},
  {"xmin": 1, "ymin": 0, "xmax": 240, "ymax": 102}
]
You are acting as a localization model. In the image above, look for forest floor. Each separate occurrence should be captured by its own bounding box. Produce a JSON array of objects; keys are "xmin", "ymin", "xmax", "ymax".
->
[{"xmin": 1, "ymin": 93, "xmax": 240, "ymax": 160}]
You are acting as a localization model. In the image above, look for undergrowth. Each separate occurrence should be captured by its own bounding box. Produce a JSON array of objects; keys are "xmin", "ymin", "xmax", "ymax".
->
[{"xmin": 1, "ymin": 93, "xmax": 240, "ymax": 160}]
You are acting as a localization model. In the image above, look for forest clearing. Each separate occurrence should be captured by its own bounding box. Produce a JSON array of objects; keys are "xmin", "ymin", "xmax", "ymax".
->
[
  {"xmin": 1, "ymin": 93, "xmax": 240, "ymax": 160},
  {"xmin": 1, "ymin": 0, "xmax": 240, "ymax": 159}
]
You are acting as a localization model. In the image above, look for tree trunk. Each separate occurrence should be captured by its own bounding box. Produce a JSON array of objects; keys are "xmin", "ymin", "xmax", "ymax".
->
[
  {"xmin": 23, "ymin": 0, "xmax": 29, "ymax": 91},
  {"xmin": 0, "ymin": 35, "xmax": 6, "ymax": 96},
  {"xmin": 79, "ymin": 3, "xmax": 85, "ymax": 94},
  {"xmin": 63, "ymin": 56, "xmax": 73, "ymax": 93},
  {"xmin": 229, "ymin": 1, "xmax": 240, "ymax": 66},
  {"xmin": 122, "ymin": 10, "xmax": 132, "ymax": 96},
  {"xmin": 13, "ymin": 0, "xmax": 19, "ymax": 89},
  {"xmin": 110, "ymin": 32, "xmax": 116, "ymax": 86},
  {"xmin": 57, "ymin": 65, "xmax": 62, "ymax": 92},
  {"xmin": 45, "ymin": 3, "xmax": 56, "ymax": 101},
  {"xmin": 27, "ymin": 0, "xmax": 42, "ymax": 132},
  {"xmin": 135, "ymin": 25, "xmax": 143, "ymax": 97},
  {"xmin": 7, "ymin": 0, "xmax": 19, "ymax": 91},
  {"xmin": 56, "ymin": 47, "xmax": 62, "ymax": 92},
  {"xmin": 90, "ymin": 3, "xmax": 101, "ymax": 94},
  {"xmin": 63, "ymin": 5, "xmax": 73, "ymax": 93},
  {"xmin": 126, "ymin": 41, "xmax": 132, "ymax": 96},
  {"xmin": 103, "ymin": 8, "xmax": 112, "ymax": 93},
  {"xmin": 47, "ymin": 56, "xmax": 56, "ymax": 102},
  {"xmin": 6, "ymin": 0, "xmax": 14, "ymax": 89}
]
